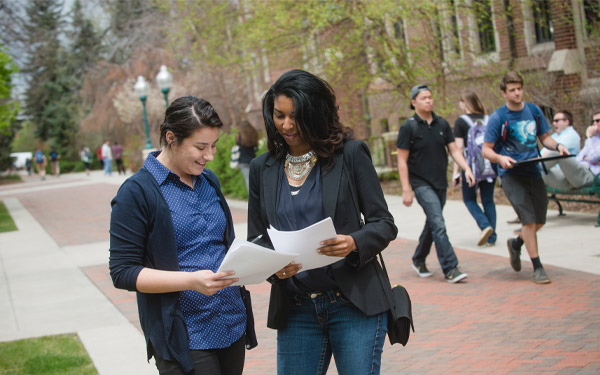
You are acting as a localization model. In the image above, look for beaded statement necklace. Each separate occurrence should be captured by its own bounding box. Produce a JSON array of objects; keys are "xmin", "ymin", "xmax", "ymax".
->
[{"xmin": 285, "ymin": 150, "xmax": 318, "ymax": 185}]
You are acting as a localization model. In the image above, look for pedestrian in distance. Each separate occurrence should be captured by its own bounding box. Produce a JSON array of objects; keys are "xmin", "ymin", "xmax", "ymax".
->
[
  {"xmin": 481, "ymin": 71, "xmax": 570, "ymax": 284},
  {"xmin": 49, "ymin": 147, "xmax": 60, "ymax": 177},
  {"xmin": 235, "ymin": 120, "xmax": 259, "ymax": 192},
  {"xmin": 33, "ymin": 148, "xmax": 47, "ymax": 180},
  {"xmin": 109, "ymin": 96, "xmax": 255, "ymax": 375},
  {"xmin": 101, "ymin": 140, "xmax": 113, "ymax": 176},
  {"xmin": 112, "ymin": 141, "xmax": 126, "ymax": 175},
  {"xmin": 80, "ymin": 146, "xmax": 92, "ymax": 176},
  {"xmin": 396, "ymin": 84, "xmax": 475, "ymax": 283},
  {"xmin": 247, "ymin": 69, "xmax": 398, "ymax": 375},
  {"xmin": 452, "ymin": 89, "xmax": 497, "ymax": 247}
]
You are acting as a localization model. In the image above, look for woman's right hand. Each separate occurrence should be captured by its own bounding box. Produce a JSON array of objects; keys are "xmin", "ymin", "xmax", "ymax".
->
[
  {"xmin": 276, "ymin": 262, "xmax": 302, "ymax": 279},
  {"xmin": 190, "ymin": 270, "xmax": 238, "ymax": 295}
]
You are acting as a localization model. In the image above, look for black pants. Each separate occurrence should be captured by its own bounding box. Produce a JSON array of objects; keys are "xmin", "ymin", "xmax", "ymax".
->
[
  {"xmin": 154, "ymin": 335, "xmax": 245, "ymax": 375},
  {"xmin": 115, "ymin": 158, "xmax": 125, "ymax": 174}
]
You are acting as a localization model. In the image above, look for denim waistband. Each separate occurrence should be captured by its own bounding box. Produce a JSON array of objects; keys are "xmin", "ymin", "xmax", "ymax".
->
[{"xmin": 292, "ymin": 289, "xmax": 341, "ymax": 301}]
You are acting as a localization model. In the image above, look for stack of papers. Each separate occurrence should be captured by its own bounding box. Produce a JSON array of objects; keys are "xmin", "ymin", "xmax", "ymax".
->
[{"xmin": 218, "ymin": 217, "xmax": 338, "ymax": 286}]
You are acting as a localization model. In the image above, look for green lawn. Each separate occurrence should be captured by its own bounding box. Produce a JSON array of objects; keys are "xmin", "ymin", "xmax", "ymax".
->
[
  {"xmin": 0, "ymin": 334, "xmax": 97, "ymax": 375},
  {"xmin": 0, "ymin": 201, "xmax": 17, "ymax": 233}
]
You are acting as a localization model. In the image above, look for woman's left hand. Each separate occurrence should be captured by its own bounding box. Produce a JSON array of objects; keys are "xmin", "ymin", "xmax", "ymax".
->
[{"xmin": 317, "ymin": 235, "xmax": 357, "ymax": 257}]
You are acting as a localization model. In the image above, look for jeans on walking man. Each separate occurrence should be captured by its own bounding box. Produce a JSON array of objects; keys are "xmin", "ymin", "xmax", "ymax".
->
[{"xmin": 396, "ymin": 84, "xmax": 475, "ymax": 283}]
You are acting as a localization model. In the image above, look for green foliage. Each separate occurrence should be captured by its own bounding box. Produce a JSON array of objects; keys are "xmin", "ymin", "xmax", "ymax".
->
[
  {"xmin": 206, "ymin": 131, "xmax": 248, "ymax": 199},
  {"xmin": 11, "ymin": 121, "xmax": 37, "ymax": 152},
  {"xmin": 0, "ymin": 200, "xmax": 18, "ymax": 233},
  {"xmin": 0, "ymin": 333, "xmax": 97, "ymax": 375},
  {"xmin": 378, "ymin": 170, "xmax": 399, "ymax": 181},
  {"xmin": 0, "ymin": 45, "xmax": 19, "ymax": 171},
  {"xmin": 21, "ymin": 0, "xmax": 104, "ymax": 161}
]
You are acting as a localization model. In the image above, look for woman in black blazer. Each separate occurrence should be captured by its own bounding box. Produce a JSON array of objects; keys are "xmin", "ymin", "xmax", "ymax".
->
[{"xmin": 247, "ymin": 70, "xmax": 398, "ymax": 375}]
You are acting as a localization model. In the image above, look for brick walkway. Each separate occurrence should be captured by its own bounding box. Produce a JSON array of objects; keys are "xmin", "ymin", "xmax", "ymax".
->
[{"xmin": 8, "ymin": 179, "xmax": 600, "ymax": 374}]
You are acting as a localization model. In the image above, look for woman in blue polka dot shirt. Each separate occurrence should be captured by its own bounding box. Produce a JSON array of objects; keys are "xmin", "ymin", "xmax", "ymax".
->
[
  {"xmin": 110, "ymin": 96, "xmax": 253, "ymax": 375},
  {"xmin": 248, "ymin": 70, "xmax": 398, "ymax": 375}
]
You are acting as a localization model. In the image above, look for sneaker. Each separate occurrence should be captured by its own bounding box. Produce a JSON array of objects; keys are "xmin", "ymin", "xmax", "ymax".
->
[
  {"xmin": 412, "ymin": 262, "xmax": 432, "ymax": 278},
  {"xmin": 507, "ymin": 238, "xmax": 522, "ymax": 272},
  {"xmin": 532, "ymin": 268, "xmax": 551, "ymax": 284},
  {"xmin": 482, "ymin": 242, "xmax": 495, "ymax": 248},
  {"xmin": 507, "ymin": 216, "xmax": 521, "ymax": 224},
  {"xmin": 445, "ymin": 267, "xmax": 467, "ymax": 283},
  {"xmin": 477, "ymin": 226, "xmax": 494, "ymax": 246}
]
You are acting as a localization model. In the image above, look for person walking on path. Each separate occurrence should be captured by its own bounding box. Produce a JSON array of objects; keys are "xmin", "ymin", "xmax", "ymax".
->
[
  {"xmin": 33, "ymin": 148, "xmax": 47, "ymax": 180},
  {"xmin": 110, "ymin": 96, "xmax": 255, "ymax": 375},
  {"xmin": 482, "ymin": 71, "xmax": 569, "ymax": 284},
  {"xmin": 101, "ymin": 140, "xmax": 113, "ymax": 176},
  {"xmin": 452, "ymin": 90, "xmax": 497, "ymax": 247},
  {"xmin": 248, "ymin": 69, "xmax": 398, "ymax": 375},
  {"xmin": 80, "ymin": 146, "xmax": 92, "ymax": 176},
  {"xmin": 49, "ymin": 147, "xmax": 60, "ymax": 177},
  {"xmin": 112, "ymin": 141, "xmax": 125, "ymax": 175},
  {"xmin": 396, "ymin": 84, "xmax": 475, "ymax": 283},
  {"xmin": 236, "ymin": 121, "xmax": 258, "ymax": 191}
]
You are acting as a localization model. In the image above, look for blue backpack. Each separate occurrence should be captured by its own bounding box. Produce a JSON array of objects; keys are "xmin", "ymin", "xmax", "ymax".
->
[
  {"xmin": 461, "ymin": 114, "xmax": 496, "ymax": 181},
  {"xmin": 35, "ymin": 151, "xmax": 44, "ymax": 164}
]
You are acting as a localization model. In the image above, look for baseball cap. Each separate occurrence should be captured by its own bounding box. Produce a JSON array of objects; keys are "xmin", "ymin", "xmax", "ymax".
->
[{"xmin": 409, "ymin": 84, "xmax": 431, "ymax": 109}]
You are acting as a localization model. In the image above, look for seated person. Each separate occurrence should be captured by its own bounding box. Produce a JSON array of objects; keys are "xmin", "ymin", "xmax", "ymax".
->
[
  {"xmin": 542, "ymin": 110, "xmax": 600, "ymax": 189},
  {"xmin": 540, "ymin": 110, "xmax": 581, "ymax": 156}
]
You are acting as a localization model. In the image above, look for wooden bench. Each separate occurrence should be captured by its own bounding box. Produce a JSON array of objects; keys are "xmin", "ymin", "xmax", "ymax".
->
[{"xmin": 546, "ymin": 174, "xmax": 600, "ymax": 227}]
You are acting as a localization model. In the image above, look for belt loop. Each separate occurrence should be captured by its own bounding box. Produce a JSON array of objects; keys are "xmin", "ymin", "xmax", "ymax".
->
[
  {"xmin": 293, "ymin": 294, "xmax": 302, "ymax": 306},
  {"xmin": 326, "ymin": 289, "xmax": 337, "ymax": 303}
]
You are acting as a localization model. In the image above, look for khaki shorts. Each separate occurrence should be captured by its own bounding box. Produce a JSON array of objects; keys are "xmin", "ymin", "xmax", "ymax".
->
[{"xmin": 501, "ymin": 174, "xmax": 548, "ymax": 225}]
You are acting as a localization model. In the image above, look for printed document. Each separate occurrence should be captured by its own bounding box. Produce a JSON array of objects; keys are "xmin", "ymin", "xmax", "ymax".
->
[
  {"xmin": 267, "ymin": 217, "xmax": 338, "ymax": 272},
  {"xmin": 218, "ymin": 238, "xmax": 297, "ymax": 286}
]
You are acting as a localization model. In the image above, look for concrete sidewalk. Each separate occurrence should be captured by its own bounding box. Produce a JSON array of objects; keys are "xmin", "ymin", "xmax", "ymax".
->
[{"xmin": 0, "ymin": 170, "xmax": 598, "ymax": 374}]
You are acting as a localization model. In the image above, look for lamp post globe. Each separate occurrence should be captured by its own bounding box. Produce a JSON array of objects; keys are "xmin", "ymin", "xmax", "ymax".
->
[
  {"xmin": 134, "ymin": 76, "xmax": 152, "ymax": 149},
  {"xmin": 156, "ymin": 65, "xmax": 173, "ymax": 108}
]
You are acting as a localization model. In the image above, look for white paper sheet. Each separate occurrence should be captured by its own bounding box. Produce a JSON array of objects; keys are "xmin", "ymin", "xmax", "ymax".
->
[
  {"xmin": 217, "ymin": 238, "xmax": 297, "ymax": 286},
  {"xmin": 267, "ymin": 217, "xmax": 338, "ymax": 273}
]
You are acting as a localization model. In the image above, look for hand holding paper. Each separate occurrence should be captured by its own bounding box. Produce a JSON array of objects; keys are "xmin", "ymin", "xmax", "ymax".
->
[
  {"xmin": 218, "ymin": 239, "xmax": 297, "ymax": 286},
  {"xmin": 268, "ymin": 217, "xmax": 339, "ymax": 273}
]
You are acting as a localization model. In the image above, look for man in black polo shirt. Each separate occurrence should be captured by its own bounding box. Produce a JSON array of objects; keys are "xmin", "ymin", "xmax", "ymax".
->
[{"xmin": 396, "ymin": 84, "xmax": 475, "ymax": 283}]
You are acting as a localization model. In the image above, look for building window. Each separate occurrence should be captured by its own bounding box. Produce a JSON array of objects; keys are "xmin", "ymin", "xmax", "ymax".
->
[
  {"xmin": 448, "ymin": 0, "xmax": 461, "ymax": 54},
  {"xmin": 394, "ymin": 19, "xmax": 406, "ymax": 43},
  {"xmin": 474, "ymin": 0, "xmax": 496, "ymax": 53},
  {"xmin": 532, "ymin": 0, "xmax": 553, "ymax": 43},
  {"xmin": 584, "ymin": 0, "xmax": 600, "ymax": 39}
]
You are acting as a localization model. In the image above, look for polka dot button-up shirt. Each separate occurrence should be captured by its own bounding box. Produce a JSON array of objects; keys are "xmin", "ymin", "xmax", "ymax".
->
[{"xmin": 145, "ymin": 152, "xmax": 246, "ymax": 349}]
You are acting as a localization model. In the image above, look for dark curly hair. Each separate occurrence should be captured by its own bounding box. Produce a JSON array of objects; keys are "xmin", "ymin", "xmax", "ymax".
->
[{"xmin": 262, "ymin": 69, "xmax": 353, "ymax": 169}]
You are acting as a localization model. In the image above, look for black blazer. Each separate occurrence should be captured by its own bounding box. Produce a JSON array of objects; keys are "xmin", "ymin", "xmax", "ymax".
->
[{"xmin": 247, "ymin": 140, "xmax": 398, "ymax": 329}]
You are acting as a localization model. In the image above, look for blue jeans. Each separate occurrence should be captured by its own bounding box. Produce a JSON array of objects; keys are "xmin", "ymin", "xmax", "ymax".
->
[
  {"xmin": 277, "ymin": 290, "xmax": 387, "ymax": 375},
  {"xmin": 461, "ymin": 172, "xmax": 497, "ymax": 243},
  {"xmin": 103, "ymin": 158, "xmax": 112, "ymax": 176},
  {"xmin": 412, "ymin": 185, "xmax": 458, "ymax": 275}
]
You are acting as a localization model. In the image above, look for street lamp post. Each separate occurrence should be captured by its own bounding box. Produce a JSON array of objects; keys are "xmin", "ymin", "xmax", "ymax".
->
[
  {"xmin": 156, "ymin": 65, "xmax": 173, "ymax": 109},
  {"xmin": 134, "ymin": 76, "xmax": 152, "ymax": 149}
]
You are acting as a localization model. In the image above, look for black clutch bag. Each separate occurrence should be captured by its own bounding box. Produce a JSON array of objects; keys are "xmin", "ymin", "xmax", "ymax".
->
[
  {"xmin": 378, "ymin": 254, "xmax": 414, "ymax": 346},
  {"xmin": 386, "ymin": 283, "xmax": 414, "ymax": 346}
]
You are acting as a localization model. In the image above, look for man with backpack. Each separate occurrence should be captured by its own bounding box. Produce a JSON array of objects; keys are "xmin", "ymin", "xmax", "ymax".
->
[
  {"xmin": 33, "ymin": 148, "xmax": 47, "ymax": 180},
  {"xmin": 482, "ymin": 71, "xmax": 569, "ymax": 284},
  {"xmin": 453, "ymin": 90, "xmax": 497, "ymax": 247},
  {"xmin": 397, "ymin": 84, "xmax": 475, "ymax": 283}
]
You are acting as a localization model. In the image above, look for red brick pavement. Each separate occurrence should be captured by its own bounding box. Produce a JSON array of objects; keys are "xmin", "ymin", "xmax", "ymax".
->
[
  {"xmin": 10, "ymin": 183, "xmax": 600, "ymax": 374},
  {"xmin": 17, "ymin": 183, "xmax": 119, "ymax": 247}
]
